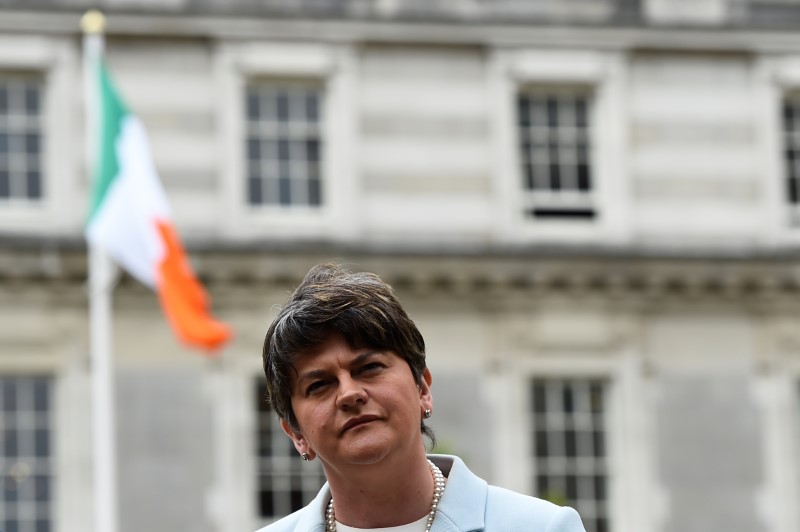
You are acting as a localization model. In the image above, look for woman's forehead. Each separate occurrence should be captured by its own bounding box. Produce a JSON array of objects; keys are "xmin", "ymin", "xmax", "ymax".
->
[{"xmin": 290, "ymin": 341, "xmax": 405, "ymax": 376}]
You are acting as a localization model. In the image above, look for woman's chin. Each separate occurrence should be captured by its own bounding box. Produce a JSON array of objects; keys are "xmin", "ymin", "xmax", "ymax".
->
[{"xmin": 337, "ymin": 436, "xmax": 395, "ymax": 466}]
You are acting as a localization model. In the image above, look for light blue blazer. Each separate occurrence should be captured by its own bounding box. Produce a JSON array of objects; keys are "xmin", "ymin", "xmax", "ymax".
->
[{"xmin": 257, "ymin": 454, "xmax": 586, "ymax": 532}]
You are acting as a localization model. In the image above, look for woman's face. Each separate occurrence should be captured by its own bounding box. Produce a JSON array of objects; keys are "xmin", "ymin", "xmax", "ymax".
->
[{"xmin": 281, "ymin": 333, "xmax": 432, "ymax": 473}]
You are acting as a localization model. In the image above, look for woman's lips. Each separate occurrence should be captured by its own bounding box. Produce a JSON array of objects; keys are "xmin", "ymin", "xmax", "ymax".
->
[{"xmin": 341, "ymin": 415, "xmax": 380, "ymax": 434}]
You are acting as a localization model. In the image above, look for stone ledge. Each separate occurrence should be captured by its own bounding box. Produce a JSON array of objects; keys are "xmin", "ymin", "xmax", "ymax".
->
[{"xmin": 5, "ymin": 244, "xmax": 800, "ymax": 304}]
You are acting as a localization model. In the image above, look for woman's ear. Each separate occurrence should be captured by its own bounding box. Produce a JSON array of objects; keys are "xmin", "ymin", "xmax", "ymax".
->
[
  {"xmin": 280, "ymin": 418, "xmax": 316, "ymax": 461},
  {"xmin": 419, "ymin": 367, "xmax": 433, "ymax": 414}
]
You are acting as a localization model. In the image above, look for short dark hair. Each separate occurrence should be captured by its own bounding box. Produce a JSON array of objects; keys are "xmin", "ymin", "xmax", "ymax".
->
[{"xmin": 262, "ymin": 263, "xmax": 435, "ymax": 446}]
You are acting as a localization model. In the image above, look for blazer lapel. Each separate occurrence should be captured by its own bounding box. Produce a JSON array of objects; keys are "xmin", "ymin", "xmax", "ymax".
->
[
  {"xmin": 294, "ymin": 482, "xmax": 330, "ymax": 532},
  {"xmin": 294, "ymin": 456, "xmax": 486, "ymax": 532},
  {"xmin": 428, "ymin": 455, "xmax": 487, "ymax": 532}
]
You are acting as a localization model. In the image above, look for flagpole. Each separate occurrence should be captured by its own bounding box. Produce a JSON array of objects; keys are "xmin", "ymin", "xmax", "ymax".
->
[{"xmin": 82, "ymin": 10, "xmax": 119, "ymax": 532}]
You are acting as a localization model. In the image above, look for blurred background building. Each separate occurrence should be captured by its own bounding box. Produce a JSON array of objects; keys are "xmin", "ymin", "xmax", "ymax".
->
[{"xmin": 2, "ymin": 0, "xmax": 800, "ymax": 531}]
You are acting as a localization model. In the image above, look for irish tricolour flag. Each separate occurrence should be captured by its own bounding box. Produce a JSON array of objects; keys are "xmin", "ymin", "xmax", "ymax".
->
[{"xmin": 85, "ymin": 59, "xmax": 231, "ymax": 352}]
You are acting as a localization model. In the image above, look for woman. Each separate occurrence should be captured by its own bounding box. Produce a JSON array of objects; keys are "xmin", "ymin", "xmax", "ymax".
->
[{"xmin": 259, "ymin": 263, "xmax": 586, "ymax": 532}]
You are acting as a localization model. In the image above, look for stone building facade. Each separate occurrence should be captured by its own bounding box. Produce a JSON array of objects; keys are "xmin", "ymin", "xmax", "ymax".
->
[{"xmin": 1, "ymin": 1, "xmax": 800, "ymax": 531}]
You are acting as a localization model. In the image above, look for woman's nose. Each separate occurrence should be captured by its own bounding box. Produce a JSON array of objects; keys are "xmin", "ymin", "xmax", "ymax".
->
[{"xmin": 337, "ymin": 376, "xmax": 367, "ymax": 409}]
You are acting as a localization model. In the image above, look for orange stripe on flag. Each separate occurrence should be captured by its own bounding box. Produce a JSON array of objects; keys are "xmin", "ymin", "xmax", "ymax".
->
[{"xmin": 155, "ymin": 220, "xmax": 232, "ymax": 352}]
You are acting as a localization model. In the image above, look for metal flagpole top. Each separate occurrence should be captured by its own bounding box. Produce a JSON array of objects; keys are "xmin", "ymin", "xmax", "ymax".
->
[{"xmin": 81, "ymin": 9, "xmax": 106, "ymax": 34}]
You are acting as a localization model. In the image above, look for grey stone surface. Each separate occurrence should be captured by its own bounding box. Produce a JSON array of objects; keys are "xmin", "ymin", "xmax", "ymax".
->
[
  {"xmin": 116, "ymin": 368, "xmax": 213, "ymax": 532},
  {"xmin": 8, "ymin": 0, "xmax": 800, "ymax": 29},
  {"xmin": 656, "ymin": 376, "xmax": 766, "ymax": 532},
  {"xmin": 0, "ymin": 0, "xmax": 638, "ymax": 25},
  {"xmin": 427, "ymin": 371, "xmax": 493, "ymax": 481}
]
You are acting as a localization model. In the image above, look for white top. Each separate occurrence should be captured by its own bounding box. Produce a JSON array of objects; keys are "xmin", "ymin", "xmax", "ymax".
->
[{"xmin": 335, "ymin": 514, "xmax": 429, "ymax": 532}]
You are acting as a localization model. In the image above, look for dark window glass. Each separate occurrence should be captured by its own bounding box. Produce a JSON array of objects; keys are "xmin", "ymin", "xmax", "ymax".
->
[
  {"xmin": 306, "ymin": 93, "xmax": 319, "ymax": 122},
  {"xmin": 26, "ymin": 170, "xmax": 41, "ymax": 199},
  {"xmin": 34, "ymin": 429, "xmax": 49, "ymax": 457},
  {"xmin": 247, "ymin": 139, "xmax": 260, "ymax": 160},
  {"xmin": 278, "ymin": 177, "xmax": 291, "ymax": 205},
  {"xmin": 565, "ymin": 429, "xmax": 576, "ymax": 457},
  {"xmin": 34, "ymin": 475, "xmax": 49, "ymax": 502},
  {"xmin": 306, "ymin": 139, "xmax": 320, "ymax": 162},
  {"xmin": 5, "ymin": 475, "xmax": 19, "ymax": 503},
  {"xmin": 25, "ymin": 85, "xmax": 40, "ymax": 113},
  {"xmin": 3, "ymin": 379, "xmax": 17, "ymax": 411},
  {"xmin": 308, "ymin": 178, "xmax": 321, "ymax": 206},
  {"xmin": 276, "ymin": 91, "xmax": 289, "ymax": 122},
  {"xmin": 247, "ymin": 177, "xmax": 262, "ymax": 205},
  {"xmin": 546, "ymin": 97, "xmax": 558, "ymax": 127},
  {"xmin": 789, "ymin": 178, "xmax": 799, "ymax": 204},
  {"xmin": 577, "ymin": 164, "xmax": 591, "ymax": 191},
  {"xmin": 563, "ymin": 385, "xmax": 574, "ymax": 413},
  {"xmin": 278, "ymin": 139, "xmax": 290, "ymax": 161},
  {"xmin": 259, "ymin": 488, "xmax": 274, "ymax": 517},
  {"xmin": 246, "ymin": 92, "xmax": 259, "ymax": 118},
  {"xmin": 33, "ymin": 379, "xmax": 48, "ymax": 411},
  {"xmin": 575, "ymin": 98, "xmax": 588, "ymax": 127},
  {"xmin": 0, "ymin": 170, "xmax": 9, "ymax": 197},
  {"xmin": 535, "ymin": 429, "xmax": 548, "ymax": 458}
]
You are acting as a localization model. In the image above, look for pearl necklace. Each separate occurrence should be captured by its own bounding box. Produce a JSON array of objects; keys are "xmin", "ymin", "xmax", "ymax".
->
[{"xmin": 325, "ymin": 459, "xmax": 445, "ymax": 532}]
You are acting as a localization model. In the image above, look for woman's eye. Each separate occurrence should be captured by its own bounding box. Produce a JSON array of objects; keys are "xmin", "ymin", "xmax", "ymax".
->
[
  {"xmin": 361, "ymin": 362, "xmax": 383, "ymax": 373},
  {"xmin": 306, "ymin": 381, "xmax": 328, "ymax": 395}
]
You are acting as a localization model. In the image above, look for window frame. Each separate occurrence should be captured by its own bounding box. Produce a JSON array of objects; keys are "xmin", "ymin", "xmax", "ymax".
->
[
  {"xmin": 516, "ymin": 86, "xmax": 596, "ymax": 221},
  {"xmin": 780, "ymin": 94, "xmax": 800, "ymax": 216},
  {"xmin": 215, "ymin": 42, "xmax": 358, "ymax": 242},
  {"xmin": 489, "ymin": 49, "xmax": 630, "ymax": 244},
  {"xmin": 214, "ymin": 347, "xmax": 326, "ymax": 532},
  {"xmin": 0, "ymin": 35, "xmax": 79, "ymax": 234},
  {"xmin": 0, "ymin": 374, "xmax": 55, "ymax": 532},
  {"xmin": 528, "ymin": 377, "xmax": 612, "ymax": 532},
  {"xmin": 244, "ymin": 80, "xmax": 326, "ymax": 209},
  {"xmin": 0, "ymin": 73, "xmax": 45, "ymax": 203},
  {"xmin": 253, "ymin": 379, "xmax": 326, "ymax": 523},
  {"xmin": 0, "ymin": 334, "xmax": 94, "ymax": 532},
  {"xmin": 490, "ymin": 344, "xmax": 652, "ymax": 532},
  {"xmin": 755, "ymin": 340, "xmax": 800, "ymax": 532},
  {"xmin": 754, "ymin": 55, "xmax": 800, "ymax": 246}
]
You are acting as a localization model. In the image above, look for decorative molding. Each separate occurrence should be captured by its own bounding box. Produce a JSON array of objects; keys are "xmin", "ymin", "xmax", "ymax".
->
[
  {"xmin": 6, "ymin": 10, "xmax": 800, "ymax": 52},
  {"xmin": 7, "ymin": 245, "xmax": 800, "ymax": 306}
]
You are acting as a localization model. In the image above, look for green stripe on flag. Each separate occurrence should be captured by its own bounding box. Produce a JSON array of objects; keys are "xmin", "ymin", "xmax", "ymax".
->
[{"xmin": 87, "ymin": 60, "xmax": 129, "ymax": 223}]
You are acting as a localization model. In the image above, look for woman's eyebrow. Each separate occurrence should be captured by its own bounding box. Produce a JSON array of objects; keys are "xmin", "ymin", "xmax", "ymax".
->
[
  {"xmin": 295, "ymin": 351, "xmax": 388, "ymax": 389},
  {"xmin": 350, "ymin": 351, "xmax": 387, "ymax": 365},
  {"xmin": 298, "ymin": 369, "xmax": 328, "ymax": 383}
]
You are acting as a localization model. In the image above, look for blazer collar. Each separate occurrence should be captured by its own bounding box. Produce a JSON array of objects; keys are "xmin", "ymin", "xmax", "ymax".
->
[
  {"xmin": 295, "ymin": 455, "xmax": 487, "ymax": 532},
  {"xmin": 429, "ymin": 455, "xmax": 487, "ymax": 532},
  {"xmin": 295, "ymin": 482, "xmax": 329, "ymax": 532}
]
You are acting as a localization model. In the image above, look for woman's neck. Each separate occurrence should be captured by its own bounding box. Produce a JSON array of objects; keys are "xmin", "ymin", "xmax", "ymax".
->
[{"xmin": 324, "ymin": 449, "xmax": 435, "ymax": 529}]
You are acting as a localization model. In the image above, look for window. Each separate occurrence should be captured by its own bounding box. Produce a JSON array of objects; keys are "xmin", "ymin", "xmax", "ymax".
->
[
  {"xmin": 1, "ymin": 376, "xmax": 53, "ymax": 532},
  {"xmin": 784, "ymin": 94, "xmax": 800, "ymax": 222},
  {"xmin": 255, "ymin": 380, "xmax": 325, "ymax": 521},
  {"xmin": 245, "ymin": 82, "xmax": 323, "ymax": 208},
  {"xmin": 518, "ymin": 89, "xmax": 594, "ymax": 220},
  {"xmin": 0, "ymin": 75, "xmax": 43, "ymax": 202},
  {"xmin": 530, "ymin": 378, "xmax": 609, "ymax": 532}
]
